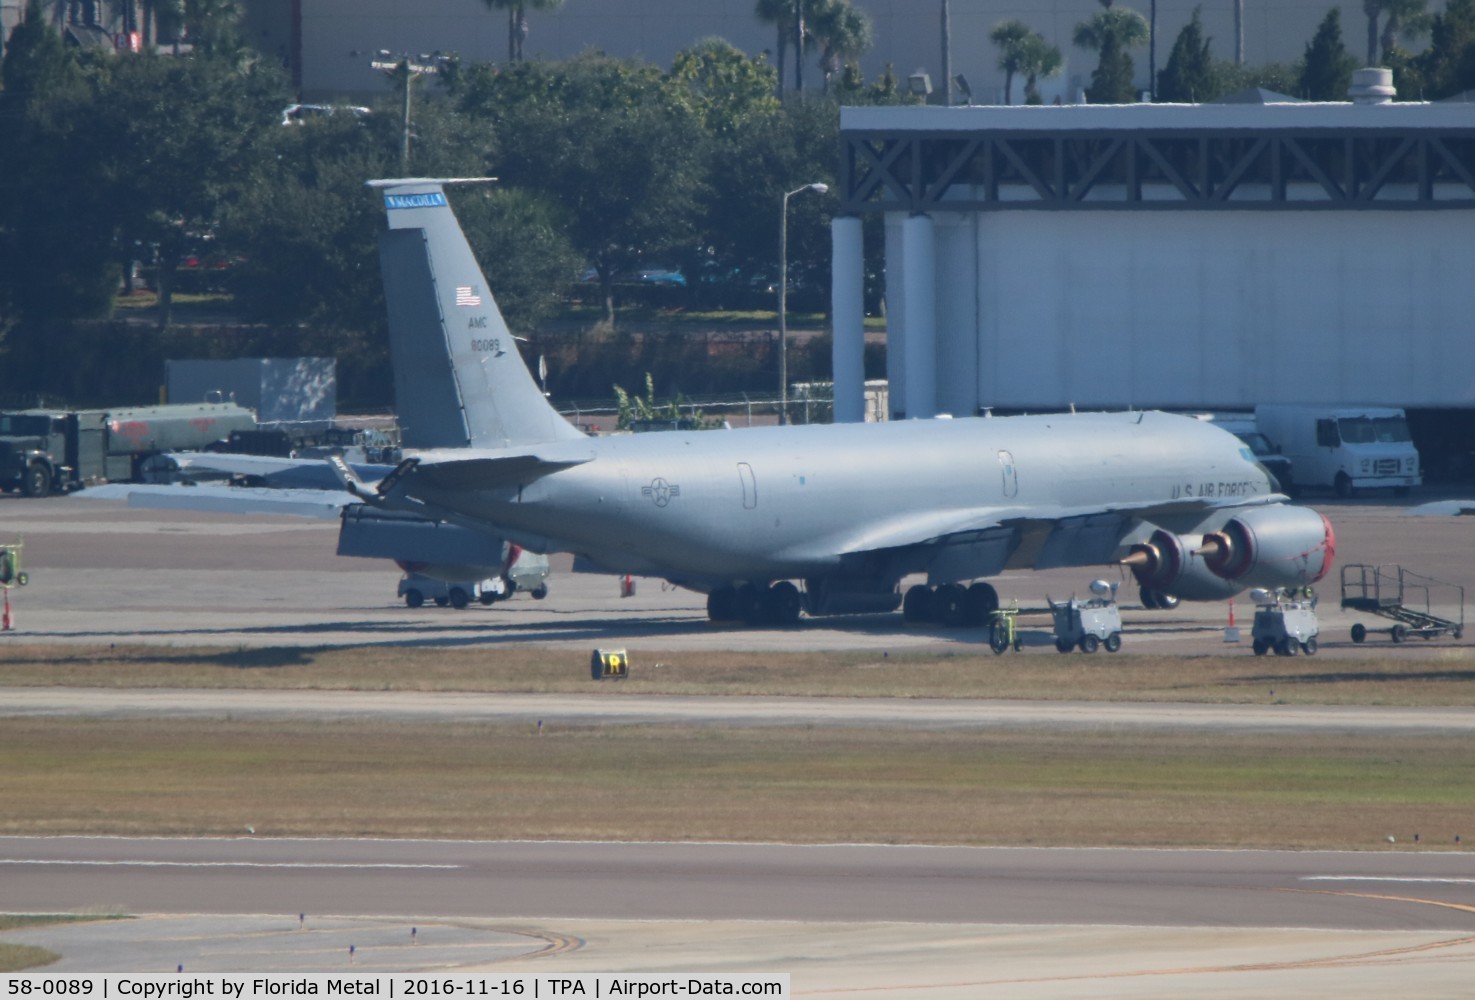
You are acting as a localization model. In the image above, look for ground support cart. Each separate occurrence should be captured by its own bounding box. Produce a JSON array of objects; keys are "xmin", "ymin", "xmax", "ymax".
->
[
  {"xmin": 1250, "ymin": 590, "xmax": 1319, "ymax": 656},
  {"xmin": 1340, "ymin": 564, "xmax": 1465, "ymax": 643},
  {"xmin": 1049, "ymin": 588, "xmax": 1123, "ymax": 654}
]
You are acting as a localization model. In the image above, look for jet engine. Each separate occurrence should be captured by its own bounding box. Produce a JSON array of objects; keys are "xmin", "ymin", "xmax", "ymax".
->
[
  {"xmin": 1120, "ymin": 529, "xmax": 1241, "ymax": 601},
  {"xmin": 1197, "ymin": 506, "xmax": 1336, "ymax": 589}
]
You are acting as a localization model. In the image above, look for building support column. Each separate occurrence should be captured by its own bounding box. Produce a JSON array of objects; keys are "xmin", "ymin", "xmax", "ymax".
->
[
  {"xmin": 830, "ymin": 214, "xmax": 865, "ymax": 423},
  {"xmin": 902, "ymin": 213, "xmax": 937, "ymax": 420}
]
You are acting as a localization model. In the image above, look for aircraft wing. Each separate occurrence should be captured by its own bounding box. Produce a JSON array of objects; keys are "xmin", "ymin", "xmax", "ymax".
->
[
  {"xmin": 819, "ymin": 493, "xmax": 1287, "ymax": 574},
  {"xmin": 163, "ymin": 452, "xmax": 395, "ymax": 489},
  {"xmin": 78, "ymin": 482, "xmax": 357, "ymax": 520}
]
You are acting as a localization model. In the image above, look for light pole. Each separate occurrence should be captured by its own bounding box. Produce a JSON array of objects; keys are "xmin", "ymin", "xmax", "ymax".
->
[
  {"xmin": 368, "ymin": 50, "xmax": 452, "ymax": 172},
  {"xmin": 778, "ymin": 181, "xmax": 828, "ymax": 425}
]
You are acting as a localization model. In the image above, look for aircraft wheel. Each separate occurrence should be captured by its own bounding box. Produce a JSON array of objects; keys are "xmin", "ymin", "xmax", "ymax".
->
[
  {"xmin": 1302, "ymin": 636, "xmax": 1318, "ymax": 655},
  {"xmin": 936, "ymin": 584, "xmax": 968, "ymax": 627},
  {"xmin": 1391, "ymin": 624, "xmax": 1408, "ymax": 643},
  {"xmin": 1276, "ymin": 637, "xmax": 1297, "ymax": 656},
  {"xmin": 1079, "ymin": 634, "xmax": 1100, "ymax": 654},
  {"xmin": 1139, "ymin": 587, "xmax": 1159, "ymax": 610},
  {"xmin": 1156, "ymin": 592, "xmax": 1180, "ymax": 610},
  {"xmin": 404, "ymin": 589, "xmax": 424, "ymax": 609},
  {"xmin": 706, "ymin": 586, "xmax": 738, "ymax": 623},
  {"xmin": 737, "ymin": 583, "xmax": 765, "ymax": 625},
  {"xmin": 1252, "ymin": 637, "xmax": 1269, "ymax": 656},
  {"xmin": 448, "ymin": 587, "xmax": 470, "ymax": 610},
  {"xmin": 902, "ymin": 584, "xmax": 934, "ymax": 623},
  {"xmin": 479, "ymin": 592, "xmax": 497, "ymax": 606},
  {"xmin": 965, "ymin": 582, "xmax": 999, "ymax": 626},
  {"xmin": 531, "ymin": 584, "xmax": 548, "ymax": 600},
  {"xmin": 765, "ymin": 581, "xmax": 802, "ymax": 625},
  {"xmin": 1104, "ymin": 632, "xmax": 1121, "ymax": 653},
  {"xmin": 1351, "ymin": 623, "xmax": 1366, "ymax": 643}
]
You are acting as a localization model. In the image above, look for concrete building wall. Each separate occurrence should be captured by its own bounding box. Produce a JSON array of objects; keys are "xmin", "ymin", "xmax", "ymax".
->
[
  {"xmin": 884, "ymin": 206, "xmax": 1475, "ymax": 416},
  {"xmin": 290, "ymin": 0, "xmax": 1387, "ymax": 101}
]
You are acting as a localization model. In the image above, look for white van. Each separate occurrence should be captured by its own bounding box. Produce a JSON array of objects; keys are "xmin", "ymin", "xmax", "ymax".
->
[{"xmin": 1255, "ymin": 404, "xmax": 1420, "ymax": 497}]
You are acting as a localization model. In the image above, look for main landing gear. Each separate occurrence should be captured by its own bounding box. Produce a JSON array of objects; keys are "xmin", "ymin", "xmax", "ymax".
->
[
  {"xmin": 706, "ymin": 581, "xmax": 802, "ymax": 625},
  {"xmin": 902, "ymin": 581, "xmax": 999, "ymax": 627}
]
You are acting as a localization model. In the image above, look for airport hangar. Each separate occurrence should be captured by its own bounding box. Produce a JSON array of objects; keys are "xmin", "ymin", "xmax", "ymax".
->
[{"xmin": 827, "ymin": 83, "xmax": 1475, "ymax": 474}]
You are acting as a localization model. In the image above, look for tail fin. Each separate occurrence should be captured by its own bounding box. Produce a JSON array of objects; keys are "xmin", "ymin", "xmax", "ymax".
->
[{"xmin": 373, "ymin": 178, "xmax": 584, "ymax": 450}]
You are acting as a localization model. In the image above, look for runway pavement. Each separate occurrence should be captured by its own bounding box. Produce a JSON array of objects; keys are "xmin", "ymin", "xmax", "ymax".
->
[
  {"xmin": 6, "ymin": 686, "xmax": 1475, "ymax": 733},
  {"xmin": 3, "ymin": 492, "xmax": 1474, "ymax": 655},
  {"xmin": 6, "ymin": 837, "xmax": 1475, "ymax": 995}
]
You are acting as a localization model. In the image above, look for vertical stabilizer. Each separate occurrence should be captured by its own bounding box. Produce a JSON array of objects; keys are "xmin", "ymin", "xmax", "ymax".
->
[{"xmin": 373, "ymin": 179, "xmax": 584, "ymax": 449}]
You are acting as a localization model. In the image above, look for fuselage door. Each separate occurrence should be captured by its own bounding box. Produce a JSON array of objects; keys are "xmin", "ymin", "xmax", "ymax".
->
[
  {"xmin": 738, "ymin": 462, "xmax": 757, "ymax": 509},
  {"xmin": 998, "ymin": 450, "xmax": 1018, "ymax": 498}
]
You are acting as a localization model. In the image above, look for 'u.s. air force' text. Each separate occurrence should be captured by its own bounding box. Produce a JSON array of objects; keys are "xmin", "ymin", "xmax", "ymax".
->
[{"xmin": 1171, "ymin": 481, "xmax": 1261, "ymax": 499}]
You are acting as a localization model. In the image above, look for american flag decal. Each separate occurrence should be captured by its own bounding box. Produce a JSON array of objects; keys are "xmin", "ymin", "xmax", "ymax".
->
[{"xmin": 455, "ymin": 286, "xmax": 482, "ymax": 307}]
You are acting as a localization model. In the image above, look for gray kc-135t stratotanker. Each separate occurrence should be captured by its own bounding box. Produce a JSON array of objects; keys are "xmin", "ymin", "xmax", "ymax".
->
[{"xmin": 350, "ymin": 177, "xmax": 1336, "ymax": 626}]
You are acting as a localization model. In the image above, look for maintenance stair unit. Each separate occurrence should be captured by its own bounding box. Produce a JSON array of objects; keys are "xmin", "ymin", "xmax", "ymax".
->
[{"xmin": 1340, "ymin": 564, "xmax": 1465, "ymax": 643}]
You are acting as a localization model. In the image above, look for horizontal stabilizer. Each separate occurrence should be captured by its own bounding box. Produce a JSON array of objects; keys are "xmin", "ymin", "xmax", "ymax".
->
[{"xmin": 408, "ymin": 450, "xmax": 592, "ymax": 491}]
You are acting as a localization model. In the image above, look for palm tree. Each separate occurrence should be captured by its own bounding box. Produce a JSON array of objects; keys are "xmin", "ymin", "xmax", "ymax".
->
[
  {"xmin": 990, "ymin": 19, "xmax": 1032, "ymax": 105},
  {"xmin": 1074, "ymin": 6, "xmax": 1150, "ymax": 103},
  {"xmin": 754, "ymin": 0, "xmax": 795, "ymax": 93},
  {"xmin": 480, "ymin": 0, "xmax": 564, "ymax": 62},
  {"xmin": 1018, "ymin": 34, "xmax": 1064, "ymax": 104},
  {"xmin": 810, "ymin": 0, "xmax": 871, "ymax": 91},
  {"xmin": 1361, "ymin": 0, "xmax": 1429, "ymax": 65}
]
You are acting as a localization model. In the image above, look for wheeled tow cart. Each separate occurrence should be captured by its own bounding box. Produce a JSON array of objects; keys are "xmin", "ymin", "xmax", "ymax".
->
[
  {"xmin": 1049, "ymin": 580, "xmax": 1123, "ymax": 654},
  {"xmin": 1341, "ymin": 564, "xmax": 1465, "ymax": 643}
]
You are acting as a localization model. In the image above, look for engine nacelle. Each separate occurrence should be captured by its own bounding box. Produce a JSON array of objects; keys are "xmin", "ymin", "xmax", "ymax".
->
[
  {"xmin": 1198, "ymin": 506, "xmax": 1336, "ymax": 589},
  {"xmin": 1121, "ymin": 529, "xmax": 1241, "ymax": 601}
]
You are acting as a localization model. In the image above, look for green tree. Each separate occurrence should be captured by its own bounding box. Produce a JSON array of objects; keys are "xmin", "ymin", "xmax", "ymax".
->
[
  {"xmin": 1157, "ymin": 7, "xmax": 1215, "ymax": 102},
  {"xmin": 93, "ymin": 50, "xmax": 287, "ymax": 326},
  {"xmin": 1073, "ymin": 6, "xmax": 1150, "ymax": 103},
  {"xmin": 1362, "ymin": 0, "xmax": 1430, "ymax": 66},
  {"xmin": 808, "ymin": 0, "xmax": 872, "ymax": 92},
  {"xmin": 182, "ymin": 0, "xmax": 243, "ymax": 55},
  {"xmin": 479, "ymin": 0, "xmax": 565, "ymax": 62},
  {"xmin": 1399, "ymin": 0, "xmax": 1475, "ymax": 98},
  {"xmin": 0, "ymin": 0, "xmax": 116, "ymax": 333},
  {"xmin": 1301, "ymin": 8, "xmax": 1358, "ymax": 100},
  {"xmin": 670, "ymin": 37, "xmax": 781, "ymax": 135},
  {"xmin": 458, "ymin": 55, "xmax": 707, "ymax": 327},
  {"xmin": 1017, "ymin": 32, "xmax": 1063, "ymax": 104},
  {"xmin": 989, "ymin": 19, "xmax": 1032, "ymax": 105}
]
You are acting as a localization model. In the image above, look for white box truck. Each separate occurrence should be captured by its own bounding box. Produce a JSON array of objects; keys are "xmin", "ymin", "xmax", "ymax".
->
[{"xmin": 1255, "ymin": 404, "xmax": 1420, "ymax": 498}]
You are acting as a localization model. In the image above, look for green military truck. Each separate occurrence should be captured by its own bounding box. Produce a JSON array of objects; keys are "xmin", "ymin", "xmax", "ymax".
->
[{"xmin": 0, "ymin": 402, "xmax": 256, "ymax": 496}]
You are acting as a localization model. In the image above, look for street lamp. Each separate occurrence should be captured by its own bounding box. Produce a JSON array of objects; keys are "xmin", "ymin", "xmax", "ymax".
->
[{"xmin": 778, "ymin": 181, "xmax": 828, "ymax": 425}]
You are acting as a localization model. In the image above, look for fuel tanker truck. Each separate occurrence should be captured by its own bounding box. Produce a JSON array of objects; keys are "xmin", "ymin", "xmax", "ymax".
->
[{"xmin": 0, "ymin": 402, "xmax": 256, "ymax": 496}]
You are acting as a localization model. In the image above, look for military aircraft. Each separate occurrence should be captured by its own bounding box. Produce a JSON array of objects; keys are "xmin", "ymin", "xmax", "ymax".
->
[{"xmin": 340, "ymin": 177, "xmax": 1337, "ymax": 627}]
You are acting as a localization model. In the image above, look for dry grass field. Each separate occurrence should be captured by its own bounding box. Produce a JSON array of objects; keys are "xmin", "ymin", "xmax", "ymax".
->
[
  {"xmin": 1, "ymin": 643, "xmax": 1473, "ymax": 705},
  {"xmin": 2, "ymin": 643, "xmax": 1472, "ymax": 853},
  {"xmin": 1, "ymin": 716, "xmax": 1471, "ymax": 851}
]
